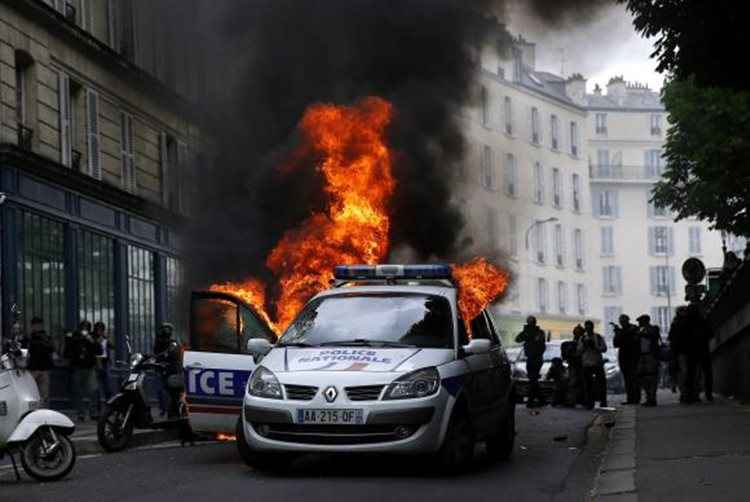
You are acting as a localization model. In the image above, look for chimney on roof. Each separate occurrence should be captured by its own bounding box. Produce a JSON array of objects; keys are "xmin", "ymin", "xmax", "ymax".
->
[
  {"xmin": 593, "ymin": 83, "xmax": 602, "ymax": 95},
  {"xmin": 607, "ymin": 76, "xmax": 627, "ymax": 105},
  {"xmin": 565, "ymin": 73, "xmax": 586, "ymax": 106},
  {"xmin": 514, "ymin": 35, "xmax": 535, "ymax": 70}
]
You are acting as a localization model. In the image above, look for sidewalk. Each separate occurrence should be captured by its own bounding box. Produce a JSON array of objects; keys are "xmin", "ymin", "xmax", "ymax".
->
[{"xmin": 593, "ymin": 390, "xmax": 750, "ymax": 502}]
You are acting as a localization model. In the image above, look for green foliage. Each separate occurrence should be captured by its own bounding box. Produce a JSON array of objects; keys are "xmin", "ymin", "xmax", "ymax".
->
[{"xmin": 652, "ymin": 77, "xmax": 750, "ymax": 236}]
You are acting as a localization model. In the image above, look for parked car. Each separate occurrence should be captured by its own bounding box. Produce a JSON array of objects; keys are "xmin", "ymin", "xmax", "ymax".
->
[{"xmin": 511, "ymin": 340, "xmax": 564, "ymax": 403}]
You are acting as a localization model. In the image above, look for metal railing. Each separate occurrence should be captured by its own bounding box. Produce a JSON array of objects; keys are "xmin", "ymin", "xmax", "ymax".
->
[
  {"xmin": 589, "ymin": 164, "xmax": 664, "ymax": 181},
  {"xmin": 17, "ymin": 124, "xmax": 33, "ymax": 151}
]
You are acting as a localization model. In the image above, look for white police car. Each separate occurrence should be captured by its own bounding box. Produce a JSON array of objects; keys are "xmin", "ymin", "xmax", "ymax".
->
[{"xmin": 236, "ymin": 264, "xmax": 515, "ymax": 471}]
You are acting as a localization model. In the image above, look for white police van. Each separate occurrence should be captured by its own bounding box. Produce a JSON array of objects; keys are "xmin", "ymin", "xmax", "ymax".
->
[
  {"xmin": 236, "ymin": 264, "xmax": 515, "ymax": 471},
  {"xmin": 183, "ymin": 291, "xmax": 276, "ymax": 435}
]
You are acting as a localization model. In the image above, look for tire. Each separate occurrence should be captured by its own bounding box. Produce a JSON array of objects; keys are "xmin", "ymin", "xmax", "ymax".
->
[
  {"xmin": 486, "ymin": 400, "xmax": 515, "ymax": 462},
  {"xmin": 97, "ymin": 404, "xmax": 134, "ymax": 452},
  {"xmin": 20, "ymin": 427, "xmax": 76, "ymax": 482},
  {"xmin": 437, "ymin": 411, "xmax": 475, "ymax": 472},
  {"xmin": 235, "ymin": 419, "xmax": 293, "ymax": 472}
]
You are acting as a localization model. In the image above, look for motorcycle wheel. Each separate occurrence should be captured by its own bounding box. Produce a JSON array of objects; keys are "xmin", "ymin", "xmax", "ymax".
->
[
  {"xmin": 98, "ymin": 405, "xmax": 134, "ymax": 452},
  {"xmin": 20, "ymin": 427, "xmax": 76, "ymax": 482}
]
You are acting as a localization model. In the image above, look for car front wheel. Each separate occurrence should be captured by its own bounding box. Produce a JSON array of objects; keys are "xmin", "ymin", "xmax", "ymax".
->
[
  {"xmin": 438, "ymin": 412, "xmax": 475, "ymax": 472},
  {"xmin": 486, "ymin": 400, "xmax": 515, "ymax": 462}
]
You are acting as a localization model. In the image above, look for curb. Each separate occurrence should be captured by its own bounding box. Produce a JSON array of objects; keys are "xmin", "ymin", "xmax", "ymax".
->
[
  {"xmin": 591, "ymin": 405, "xmax": 638, "ymax": 502},
  {"xmin": 73, "ymin": 429, "xmax": 181, "ymax": 456}
]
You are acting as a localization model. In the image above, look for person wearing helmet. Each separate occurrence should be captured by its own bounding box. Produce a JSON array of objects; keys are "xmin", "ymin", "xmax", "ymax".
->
[
  {"xmin": 515, "ymin": 316, "xmax": 547, "ymax": 408},
  {"xmin": 153, "ymin": 323, "xmax": 182, "ymax": 418}
]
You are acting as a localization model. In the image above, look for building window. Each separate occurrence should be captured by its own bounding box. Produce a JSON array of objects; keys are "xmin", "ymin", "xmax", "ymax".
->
[
  {"xmin": 161, "ymin": 133, "xmax": 184, "ymax": 211},
  {"xmin": 604, "ymin": 306, "xmax": 623, "ymax": 337},
  {"xmin": 86, "ymin": 89, "xmax": 102, "ymax": 180},
  {"xmin": 570, "ymin": 121, "xmax": 579, "ymax": 157},
  {"xmin": 14, "ymin": 50, "xmax": 35, "ymax": 150},
  {"xmin": 576, "ymin": 284, "xmax": 587, "ymax": 315},
  {"xmin": 651, "ymin": 306, "xmax": 672, "ymax": 335},
  {"xmin": 166, "ymin": 256, "xmax": 184, "ymax": 336},
  {"xmin": 509, "ymin": 214, "xmax": 518, "ymax": 258},
  {"xmin": 58, "ymin": 74, "xmax": 84, "ymax": 170},
  {"xmin": 504, "ymin": 96, "xmax": 512, "ymax": 135},
  {"xmin": 650, "ymin": 266, "xmax": 675, "ymax": 297},
  {"xmin": 553, "ymin": 223, "xmax": 565, "ymax": 267},
  {"xmin": 486, "ymin": 207, "xmax": 498, "ymax": 251},
  {"xmin": 689, "ymin": 227, "xmax": 702, "ymax": 255},
  {"xmin": 601, "ymin": 226, "xmax": 614, "ymax": 256},
  {"xmin": 596, "ymin": 190, "xmax": 619, "ymax": 218},
  {"xmin": 533, "ymin": 162, "xmax": 544, "ymax": 204},
  {"xmin": 121, "ymin": 112, "xmax": 136, "ymax": 192},
  {"xmin": 533, "ymin": 221, "xmax": 547, "ymax": 264},
  {"xmin": 531, "ymin": 107, "xmax": 540, "ymax": 144},
  {"xmin": 595, "ymin": 113, "xmax": 608, "ymax": 135},
  {"xmin": 550, "ymin": 114, "xmax": 559, "ymax": 150},
  {"xmin": 648, "ymin": 198, "xmax": 669, "ymax": 218},
  {"xmin": 480, "ymin": 145, "xmax": 495, "ymax": 191},
  {"xmin": 645, "ymin": 149, "xmax": 663, "ymax": 178},
  {"xmin": 480, "ymin": 86, "xmax": 490, "ymax": 127},
  {"xmin": 603, "ymin": 266, "xmax": 622, "ymax": 296},
  {"xmin": 552, "ymin": 168, "xmax": 562, "ymax": 208},
  {"xmin": 650, "ymin": 114, "xmax": 662, "ymax": 136},
  {"xmin": 574, "ymin": 229, "xmax": 584, "ymax": 270},
  {"xmin": 571, "ymin": 173, "xmax": 581, "ymax": 212},
  {"xmin": 649, "ymin": 226, "xmax": 674, "ymax": 256},
  {"xmin": 16, "ymin": 212, "xmax": 66, "ymax": 336},
  {"xmin": 597, "ymin": 149, "xmax": 610, "ymax": 173},
  {"xmin": 77, "ymin": 230, "xmax": 115, "ymax": 332},
  {"xmin": 503, "ymin": 153, "xmax": 518, "ymax": 197},
  {"xmin": 128, "ymin": 245, "xmax": 155, "ymax": 354},
  {"xmin": 537, "ymin": 278, "xmax": 548, "ymax": 313},
  {"xmin": 558, "ymin": 281, "xmax": 567, "ymax": 314}
]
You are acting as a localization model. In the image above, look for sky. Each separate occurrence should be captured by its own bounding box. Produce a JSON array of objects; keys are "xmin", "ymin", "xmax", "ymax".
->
[{"xmin": 508, "ymin": 2, "xmax": 664, "ymax": 92}]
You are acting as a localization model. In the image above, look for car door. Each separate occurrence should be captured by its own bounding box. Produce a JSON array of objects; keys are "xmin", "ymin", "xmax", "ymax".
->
[
  {"xmin": 484, "ymin": 310, "xmax": 512, "ymax": 409},
  {"xmin": 463, "ymin": 312, "xmax": 497, "ymax": 433},
  {"xmin": 183, "ymin": 292, "xmax": 275, "ymax": 434}
]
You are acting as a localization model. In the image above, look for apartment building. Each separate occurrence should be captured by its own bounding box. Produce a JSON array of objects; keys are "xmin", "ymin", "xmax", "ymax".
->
[
  {"xmin": 585, "ymin": 78, "xmax": 724, "ymax": 337},
  {"xmin": 461, "ymin": 36, "xmax": 601, "ymax": 343},
  {"xmin": 0, "ymin": 0, "xmax": 198, "ymax": 388}
]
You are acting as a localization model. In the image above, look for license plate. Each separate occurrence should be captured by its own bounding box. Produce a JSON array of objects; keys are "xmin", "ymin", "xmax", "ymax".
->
[{"xmin": 297, "ymin": 408, "xmax": 364, "ymax": 425}]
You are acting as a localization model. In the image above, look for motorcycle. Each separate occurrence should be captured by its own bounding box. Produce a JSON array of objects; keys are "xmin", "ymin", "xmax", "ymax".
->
[
  {"xmin": 0, "ymin": 321, "xmax": 76, "ymax": 481},
  {"xmin": 97, "ymin": 338, "xmax": 191, "ymax": 452}
]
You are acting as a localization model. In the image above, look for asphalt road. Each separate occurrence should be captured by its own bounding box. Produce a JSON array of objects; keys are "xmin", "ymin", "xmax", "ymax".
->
[{"xmin": 1, "ymin": 406, "xmax": 609, "ymax": 502}]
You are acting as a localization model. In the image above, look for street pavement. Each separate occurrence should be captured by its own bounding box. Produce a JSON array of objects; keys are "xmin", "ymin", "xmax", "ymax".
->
[{"xmin": 1, "ymin": 405, "xmax": 610, "ymax": 502}]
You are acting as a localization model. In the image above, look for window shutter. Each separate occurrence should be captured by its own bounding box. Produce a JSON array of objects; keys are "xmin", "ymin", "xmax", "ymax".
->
[
  {"xmin": 85, "ymin": 89, "xmax": 101, "ymax": 180},
  {"xmin": 616, "ymin": 267, "xmax": 623, "ymax": 295},
  {"xmin": 54, "ymin": 0, "xmax": 64, "ymax": 12},
  {"xmin": 648, "ymin": 228, "xmax": 655, "ymax": 255},
  {"xmin": 58, "ymin": 72, "xmax": 71, "ymax": 167},
  {"xmin": 651, "ymin": 307, "xmax": 659, "ymax": 326},
  {"xmin": 160, "ymin": 132, "xmax": 169, "ymax": 206},
  {"xmin": 612, "ymin": 191, "xmax": 620, "ymax": 217},
  {"xmin": 670, "ymin": 267, "xmax": 676, "ymax": 293},
  {"xmin": 107, "ymin": 0, "xmax": 118, "ymax": 48},
  {"xmin": 592, "ymin": 189, "xmax": 600, "ymax": 217},
  {"xmin": 176, "ymin": 140, "xmax": 188, "ymax": 213},
  {"xmin": 649, "ymin": 267, "xmax": 657, "ymax": 295},
  {"xmin": 667, "ymin": 227, "xmax": 675, "ymax": 256}
]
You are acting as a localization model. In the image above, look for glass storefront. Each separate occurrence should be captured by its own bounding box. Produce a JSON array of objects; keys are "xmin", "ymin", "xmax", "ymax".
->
[
  {"xmin": 77, "ymin": 230, "xmax": 115, "ymax": 332},
  {"xmin": 165, "ymin": 256, "xmax": 183, "ymax": 338},
  {"xmin": 128, "ymin": 245, "xmax": 155, "ymax": 354},
  {"xmin": 16, "ymin": 212, "xmax": 66, "ymax": 337}
]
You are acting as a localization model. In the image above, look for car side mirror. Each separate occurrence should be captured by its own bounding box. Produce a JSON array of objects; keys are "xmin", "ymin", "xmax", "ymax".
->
[
  {"xmin": 246, "ymin": 338, "xmax": 273, "ymax": 362},
  {"xmin": 462, "ymin": 338, "xmax": 492, "ymax": 356}
]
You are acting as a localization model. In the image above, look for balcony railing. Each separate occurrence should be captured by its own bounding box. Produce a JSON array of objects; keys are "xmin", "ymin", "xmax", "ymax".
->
[
  {"xmin": 17, "ymin": 124, "xmax": 34, "ymax": 151},
  {"xmin": 589, "ymin": 164, "xmax": 664, "ymax": 181}
]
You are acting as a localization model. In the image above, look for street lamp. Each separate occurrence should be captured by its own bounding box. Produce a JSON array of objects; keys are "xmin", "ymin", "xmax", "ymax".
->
[{"xmin": 524, "ymin": 217, "xmax": 559, "ymax": 251}]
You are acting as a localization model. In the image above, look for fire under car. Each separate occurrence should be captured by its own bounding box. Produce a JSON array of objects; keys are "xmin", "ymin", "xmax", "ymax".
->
[{"xmin": 236, "ymin": 264, "xmax": 516, "ymax": 471}]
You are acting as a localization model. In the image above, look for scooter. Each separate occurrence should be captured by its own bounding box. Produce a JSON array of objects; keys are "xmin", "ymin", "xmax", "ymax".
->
[
  {"xmin": 97, "ymin": 338, "xmax": 191, "ymax": 452},
  {"xmin": 0, "ymin": 340, "xmax": 76, "ymax": 481}
]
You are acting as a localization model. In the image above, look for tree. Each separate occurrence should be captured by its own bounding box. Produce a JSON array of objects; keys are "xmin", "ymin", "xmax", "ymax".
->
[
  {"xmin": 619, "ymin": 0, "xmax": 749, "ymax": 90},
  {"xmin": 651, "ymin": 77, "xmax": 750, "ymax": 236}
]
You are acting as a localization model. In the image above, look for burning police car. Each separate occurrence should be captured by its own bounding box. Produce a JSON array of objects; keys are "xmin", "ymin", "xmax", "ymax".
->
[{"xmin": 236, "ymin": 264, "xmax": 515, "ymax": 471}]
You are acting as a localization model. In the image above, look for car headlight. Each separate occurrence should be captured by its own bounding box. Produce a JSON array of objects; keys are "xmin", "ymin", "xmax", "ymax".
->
[
  {"xmin": 247, "ymin": 366, "xmax": 283, "ymax": 399},
  {"xmin": 383, "ymin": 367, "xmax": 440, "ymax": 400}
]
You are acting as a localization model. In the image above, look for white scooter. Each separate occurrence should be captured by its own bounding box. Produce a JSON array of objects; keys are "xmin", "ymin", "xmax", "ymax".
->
[{"xmin": 0, "ymin": 339, "xmax": 76, "ymax": 481}]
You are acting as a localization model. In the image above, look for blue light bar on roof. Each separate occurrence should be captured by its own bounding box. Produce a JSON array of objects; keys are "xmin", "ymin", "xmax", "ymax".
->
[{"xmin": 334, "ymin": 264, "xmax": 452, "ymax": 280}]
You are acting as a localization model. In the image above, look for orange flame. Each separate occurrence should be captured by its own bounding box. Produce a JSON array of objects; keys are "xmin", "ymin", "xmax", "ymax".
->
[
  {"xmin": 209, "ymin": 279, "xmax": 278, "ymax": 333},
  {"xmin": 215, "ymin": 433, "xmax": 236, "ymax": 442},
  {"xmin": 452, "ymin": 257, "xmax": 509, "ymax": 333}
]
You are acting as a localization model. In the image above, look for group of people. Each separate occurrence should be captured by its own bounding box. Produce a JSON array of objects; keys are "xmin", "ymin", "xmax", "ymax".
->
[
  {"xmin": 668, "ymin": 304, "xmax": 714, "ymax": 403},
  {"xmin": 516, "ymin": 313, "xmax": 669, "ymax": 410},
  {"xmin": 9, "ymin": 317, "xmax": 182, "ymax": 421}
]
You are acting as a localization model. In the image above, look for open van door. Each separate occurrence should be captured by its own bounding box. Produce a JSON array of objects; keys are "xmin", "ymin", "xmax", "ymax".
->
[{"xmin": 183, "ymin": 291, "xmax": 276, "ymax": 434}]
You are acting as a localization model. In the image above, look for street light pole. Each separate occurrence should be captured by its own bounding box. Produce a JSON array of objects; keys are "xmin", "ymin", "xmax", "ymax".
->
[{"xmin": 524, "ymin": 217, "xmax": 559, "ymax": 251}]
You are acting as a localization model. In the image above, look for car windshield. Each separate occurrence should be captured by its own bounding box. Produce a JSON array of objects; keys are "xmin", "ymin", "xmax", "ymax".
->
[
  {"xmin": 517, "ymin": 343, "xmax": 563, "ymax": 362},
  {"xmin": 278, "ymin": 293, "xmax": 454, "ymax": 349}
]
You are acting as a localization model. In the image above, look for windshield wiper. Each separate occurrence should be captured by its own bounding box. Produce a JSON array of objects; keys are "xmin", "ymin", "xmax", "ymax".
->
[{"xmin": 320, "ymin": 339, "xmax": 415, "ymax": 348}]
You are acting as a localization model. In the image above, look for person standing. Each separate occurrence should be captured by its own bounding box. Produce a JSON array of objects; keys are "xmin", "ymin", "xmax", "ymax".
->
[
  {"xmin": 515, "ymin": 316, "xmax": 546, "ymax": 408},
  {"xmin": 153, "ymin": 323, "xmax": 182, "ymax": 418},
  {"xmin": 613, "ymin": 314, "xmax": 640, "ymax": 405},
  {"xmin": 64, "ymin": 320, "xmax": 98, "ymax": 421},
  {"xmin": 92, "ymin": 322, "xmax": 113, "ymax": 415},
  {"xmin": 683, "ymin": 304, "xmax": 714, "ymax": 403},
  {"xmin": 668, "ymin": 307, "xmax": 691, "ymax": 402},
  {"xmin": 26, "ymin": 316, "xmax": 55, "ymax": 406},
  {"xmin": 577, "ymin": 320, "xmax": 608, "ymax": 409},
  {"xmin": 636, "ymin": 314, "xmax": 661, "ymax": 407},
  {"xmin": 562, "ymin": 325, "xmax": 584, "ymax": 407}
]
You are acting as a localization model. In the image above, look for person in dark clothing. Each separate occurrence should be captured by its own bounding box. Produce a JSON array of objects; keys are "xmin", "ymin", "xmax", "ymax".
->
[
  {"xmin": 668, "ymin": 306, "xmax": 691, "ymax": 402},
  {"xmin": 577, "ymin": 320, "xmax": 608, "ymax": 409},
  {"xmin": 515, "ymin": 316, "xmax": 546, "ymax": 408},
  {"xmin": 613, "ymin": 314, "xmax": 640, "ymax": 405},
  {"xmin": 636, "ymin": 314, "xmax": 661, "ymax": 407},
  {"xmin": 683, "ymin": 304, "xmax": 714, "ymax": 403},
  {"xmin": 153, "ymin": 323, "xmax": 182, "ymax": 418},
  {"xmin": 92, "ymin": 321, "xmax": 113, "ymax": 414},
  {"xmin": 545, "ymin": 357, "xmax": 569, "ymax": 406},
  {"xmin": 64, "ymin": 320, "xmax": 99, "ymax": 420},
  {"xmin": 26, "ymin": 316, "xmax": 55, "ymax": 406},
  {"xmin": 562, "ymin": 325, "xmax": 585, "ymax": 407}
]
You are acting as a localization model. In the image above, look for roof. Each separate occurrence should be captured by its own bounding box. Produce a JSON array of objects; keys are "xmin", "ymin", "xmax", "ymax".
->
[
  {"xmin": 584, "ymin": 91, "xmax": 665, "ymax": 111},
  {"xmin": 519, "ymin": 67, "xmax": 579, "ymax": 107},
  {"xmin": 315, "ymin": 284, "xmax": 456, "ymax": 302}
]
